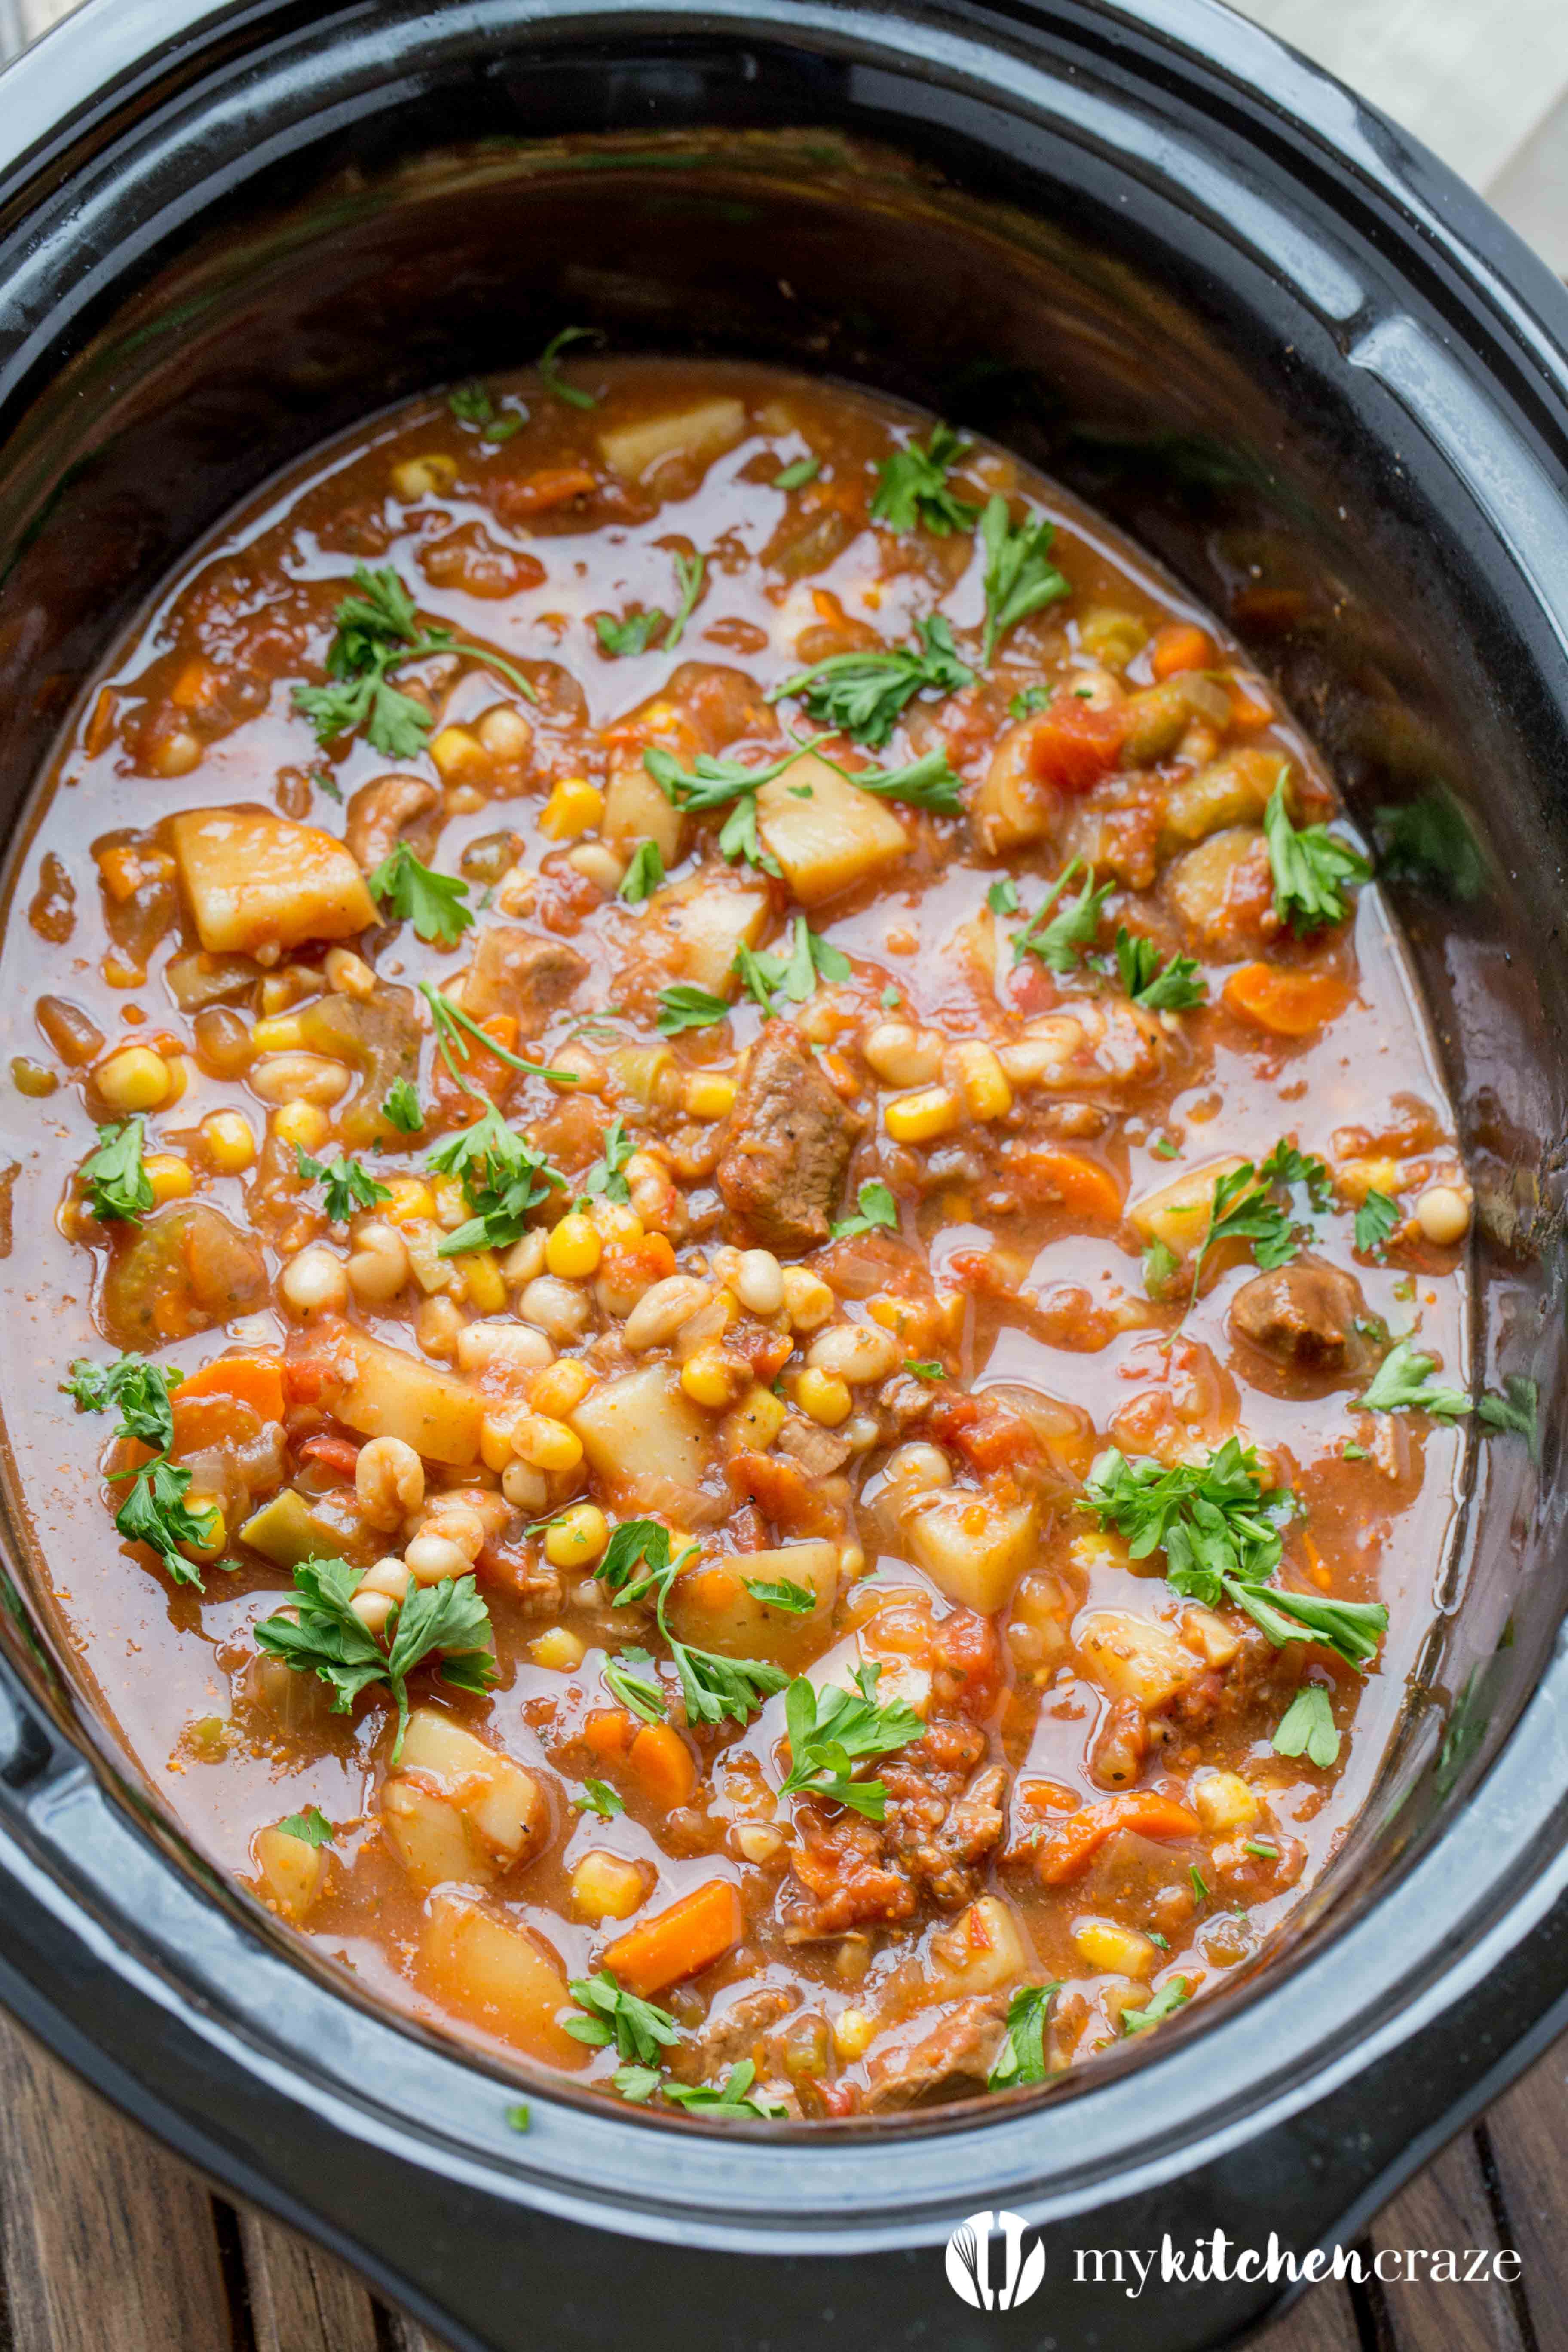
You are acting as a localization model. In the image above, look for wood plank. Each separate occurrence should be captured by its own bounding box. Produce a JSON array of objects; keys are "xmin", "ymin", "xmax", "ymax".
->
[
  {"xmin": 383, "ymin": 2312, "xmax": 458, "ymax": 2352},
  {"xmin": 0, "ymin": 2013, "xmax": 235, "ymax": 2352},
  {"xmin": 1477, "ymin": 2030, "xmax": 1568, "ymax": 2331},
  {"xmin": 1368, "ymin": 2128, "xmax": 1524, "ymax": 2352},
  {"xmin": 1247, "ymin": 2276, "xmax": 1364, "ymax": 2350},
  {"xmin": 239, "ymin": 2208, "xmax": 380, "ymax": 2352}
]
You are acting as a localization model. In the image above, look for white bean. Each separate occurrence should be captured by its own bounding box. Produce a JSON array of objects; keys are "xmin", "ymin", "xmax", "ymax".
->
[
  {"xmin": 280, "ymin": 1243, "xmax": 348, "ymax": 1316},
  {"xmin": 884, "ymin": 1441, "xmax": 952, "ymax": 1495},
  {"xmin": 622, "ymin": 1274, "xmax": 712, "ymax": 1351},
  {"xmin": 805, "ymin": 1323, "xmax": 903, "ymax": 1383},
  {"xmin": 1416, "ymin": 1184, "xmax": 1471, "ymax": 1246},
  {"xmin": 355, "ymin": 1436, "xmax": 424, "ymax": 1530},
  {"xmin": 863, "ymin": 1021, "xmax": 942, "ymax": 1089},
  {"xmin": 347, "ymin": 1218, "xmax": 411, "ymax": 1303},
  {"xmin": 456, "ymin": 1322, "xmax": 554, "ymax": 1375},
  {"xmin": 404, "ymin": 1531, "xmax": 471, "ymax": 1586},
  {"xmin": 518, "ymin": 1274, "xmax": 592, "ymax": 1344},
  {"xmin": 734, "ymin": 1249, "xmax": 785, "ymax": 1317}
]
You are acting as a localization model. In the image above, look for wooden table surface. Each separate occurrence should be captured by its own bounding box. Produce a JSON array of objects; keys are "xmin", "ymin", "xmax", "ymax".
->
[{"xmin": 0, "ymin": 1998, "xmax": 1560, "ymax": 2352}]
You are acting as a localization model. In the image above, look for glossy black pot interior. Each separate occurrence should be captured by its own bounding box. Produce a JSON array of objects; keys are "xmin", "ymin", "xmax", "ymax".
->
[{"xmin": 3, "ymin": 3, "xmax": 1568, "ymax": 2346}]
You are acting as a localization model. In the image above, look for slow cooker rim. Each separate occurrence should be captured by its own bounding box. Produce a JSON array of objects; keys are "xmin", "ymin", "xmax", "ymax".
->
[{"xmin": 0, "ymin": 0, "xmax": 1565, "ymax": 2300}]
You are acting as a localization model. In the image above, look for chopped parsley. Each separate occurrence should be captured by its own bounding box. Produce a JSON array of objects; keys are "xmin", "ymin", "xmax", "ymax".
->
[
  {"xmin": 64, "ymin": 1352, "xmax": 181, "ymax": 1450},
  {"xmin": 986, "ymin": 876, "xmax": 1020, "ymax": 916},
  {"xmin": 578, "ymin": 1115, "xmax": 634, "ymax": 1208},
  {"xmin": 254, "ymin": 1556, "xmax": 496, "ymax": 1763},
  {"xmin": 733, "ymin": 917, "xmax": 850, "ymax": 1015},
  {"xmin": 1189, "ymin": 1864, "xmax": 1209, "ymax": 1906},
  {"xmin": 1354, "ymin": 1188, "xmax": 1399, "ymax": 1258},
  {"xmin": 770, "ymin": 616, "xmax": 973, "ymax": 749},
  {"xmin": 903, "ymin": 1359, "xmax": 943, "ymax": 1381},
  {"xmin": 292, "ymin": 564, "xmax": 536, "ymax": 755},
  {"xmin": 1081, "ymin": 1437, "xmax": 1388, "ymax": 1670},
  {"xmin": 1264, "ymin": 778, "xmax": 1371, "ymax": 935},
  {"xmin": 275, "ymin": 1806, "xmax": 336, "ymax": 1847},
  {"xmin": 1243, "ymin": 1839, "xmax": 1280, "ymax": 1860},
  {"xmin": 830, "ymin": 1179, "xmax": 899, "ymax": 1240},
  {"xmin": 1355, "ymin": 1338, "xmax": 1469, "ymax": 1419},
  {"xmin": 380, "ymin": 1078, "xmax": 424, "ymax": 1134},
  {"xmin": 426, "ymin": 1102, "xmax": 565, "ymax": 1256},
  {"xmin": 69, "ymin": 1352, "xmax": 222, "ymax": 1588},
  {"xmin": 1272, "ymin": 1683, "xmax": 1340, "ymax": 1767},
  {"xmin": 1011, "ymin": 858, "xmax": 1114, "ymax": 974},
  {"xmin": 505, "ymin": 2104, "xmax": 531, "ymax": 2132},
  {"xmin": 573, "ymin": 1778, "xmax": 625, "ymax": 1819},
  {"xmin": 594, "ymin": 1519, "xmax": 789, "ymax": 1728},
  {"xmin": 987, "ymin": 1983, "xmax": 1061, "ymax": 2089},
  {"xmin": 1008, "ymin": 685, "xmax": 1051, "ymax": 720},
  {"xmin": 1121, "ymin": 1977, "xmax": 1191, "ymax": 2036},
  {"xmin": 1477, "ymin": 1377, "xmax": 1539, "ymax": 1453},
  {"xmin": 979, "ymin": 497, "xmax": 1070, "ymax": 665},
  {"xmin": 1113, "ymin": 927, "xmax": 1207, "ymax": 1011},
  {"xmin": 603, "ymin": 1646, "xmax": 666, "ymax": 1723},
  {"xmin": 565, "ymin": 1970, "xmax": 680, "ymax": 2065},
  {"xmin": 447, "ymin": 379, "xmax": 524, "ymax": 441},
  {"xmin": 660, "ymin": 2061, "xmax": 789, "ymax": 2119},
  {"xmin": 1142, "ymin": 1237, "xmax": 1180, "ymax": 1302},
  {"xmin": 773, "ymin": 455, "xmax": 821, "ymax": 490},
  {"xmin": 1374, "ymin": 787, "xmax": 1485, "ymax": 903},
  {"xmin": 663, "ymin": 552, "xmax": 705, "ymax": 651},
  {"xmin": 778, "ymin": 1662, "xmax": 924, "ymax": 1820},
  {"xmin": 295, "ymin": 1146, "xmax": 390, "ymax": 1223},
  {"xmin": 538, "ymin": 325, "xmax": 603, "ymax": 408},
  {"xmin": 655, "ymin": 984, "xmax": 731, "ymax": 1036},
  {"xmin": 870, "ymin": 423, "xmax": 979, "ymax": 536},
  {"xmin": 367, "ymin": 840, "xmax": 473, "ymax": 949},
  {"xmin": 1187, "ymin": 1139, "xmax": 1333, "ymax": 1301},
  {"xmin": 745, "ymin": 1577, "xmax": 816, "ymax": 1614},
  {"xmin": 596, "ymin": 608, "xmax": 667, "ymax": 658},
  {"xmin": 420, "ymin": 982, "xmax": 579, "ymax": 1102},
  {"xmin": 618, "ymin": 839, "xmax": 667, "ymax": 902},
  {"xmin": 81, "ymin": 1118, "xmax": 154, "ymax": 1224}
]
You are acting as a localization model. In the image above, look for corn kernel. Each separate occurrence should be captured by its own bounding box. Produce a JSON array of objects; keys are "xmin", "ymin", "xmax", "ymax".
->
[
  {"xmin": 95, "ymin": 1045, "xmax": 172, "ymax": 1114},
  {"xmin": 391, "ymin": 453, "xmax": 458, "ymax": 501},
  {"xmin": 430, "ymin": 1174, "xmax": 467, "ymax": 1230},
  {"xmin": 796, "ymin": 1367, "xmax": 853, "ymax": 1427},
  {"xmin": 383, "ymin": 1176, "xmax": 435, "ymax": 1225},
  {"xmin": 144, "ymin": 1152, "xmax": 193, "ymax": 1205},
  {"xmin": 480, "ymin": 1407, "xmax": 522, "ymax": 1474},
  {"xmin": 181, "ymin": 1494, "xmax": 226, "ymax": 1561},
  {"xmin": 586, "ymin": 1200, "xmax": 644, "ymax": 1246},
  {"xmin": 727, "ymin": 1385, "xmax": 787, "ymax": 1450},
  {"xmin": 271, "ymin": 1101, "xmax": 329, "ymax": 1153},
  {"xmin": 833, "ymin": 2008, "xmax": 876, "ymax": 2061},
  {"xmin": 250, "ymin": 1014, "xmax": 306, "ymax": 1054},
  {"xmin": 200, "ymin": 1109, "xmax": 255, "ymax": 1173},
  {"xmin": 544, "ymin": 1504, "xmax": 609, "ymax": 1568},
  {"xmin": 781, "ymin": 1268, "xmax": 835, "ymax": 1331},
  {"xmin": 1192, "ymin": 1770, "xmax": 1260, "ymax": 1834},
  {"xmin": 162, "ymin": 1055, "xmax": 193, "ymax": 1106},
  {"xmin": 883, "ymin": 1085, "xmax": 961, "ymax": 1144},
  {"xmin": 528, "ymin": 1358, "xmax": 594, "ymax": 1418},
  {"xmin": 1074, "ymin": 1917, "xmax": 1160, "ymax": 1978},
  {"xmin": 545, "ymin": 1213, "xmax": 602, "ymax": 1278},
  {"xmin": 538, "ymin": 776, "xmax": 604, "ymax": 840},
  {"xmin": 530, "ymin": 1625, "xmax": 588, "ymax": 1672},
  {"xmin": 684, "ymin": 1072, "xmax": 738, "ymax": 1120},
  {"xmin": 429, "ymin": 725, "xmax": 489, "ymax": 787},
  {"xmin": 571, "ymin": 1851, "xmax": 647, "ymax": 1922},
  {"xmin": 954, "ymin": 1041, "xmax": 1013, "ymax": 1122},
  {"xmin": 513, "ymin": 1412, "xmax": 584, "ymax": 1472},
  {"xmin": 458, "ymin": 1249, "xmax": 507, "ymax": 1314},
  {"xmin": 680, "ymin": 1348, "xmax": 745, "ymax": 1410}
]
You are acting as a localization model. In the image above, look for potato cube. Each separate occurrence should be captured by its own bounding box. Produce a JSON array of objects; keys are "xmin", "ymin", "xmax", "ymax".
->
[
  {"xmin": 252, "ymin": 1821, "xmax": 329, "ymax": 1923},
  {"xmin": 647, "ymin": 871, "xmax": 770, "ymax": 994},
  {"xmin": 1073, "ymin": 1916, "xmax": 1160, "ymax": 1978},
  {"xmin": 1075, "ymin": 1608, "xmax": 1205, "ymax": 1710},
  {"xmin": 931, "ymin": 1896, "xmax": 1032, "ymax": 1995},
  {"xmin": 172, "ymin": 806, "xmax": 376, "ymax": 958},
  {"xmin": 755, "ymin": 755, "xmax": 908, "ymax": 906},
  {"xmin": 665, "ymin": 1540, "xmax": 841, "ymax": 1666},
  {"xmin": 1128, "ymin": 1155, "xmax": 1248, "ymax": 1257},
  {"xmin": 903, "ymin": 1490, "xmax": 1036, "ymax": 1613},
  {"xmin": 317, "ymin": 1327, "xmax": 481, "ymax": 1465},
  {"xmin": 1191, "ymin": 1769, "xmax": 1261, "ymax": 1834},
  {"xmin": 420, "ymin": 1894, "xmax": 587, "ymax": 2066},
  {"xmin": 598, "ymin": 396, "xmax": 747, "ymax": 483},
  {"xmin": 603, "ymin": 757, "xmax": 686, "ymax": 865},
  {"xmin": 396, "ymin": 1709, "xmax": 545, "ymax": 1867},
  {"xmin": 570, "ymin": 1364, "xmax": 711, "ymax": 1491}
]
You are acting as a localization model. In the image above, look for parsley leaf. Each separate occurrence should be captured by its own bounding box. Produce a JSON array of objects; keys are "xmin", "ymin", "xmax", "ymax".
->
[
  {"xmin": 830, "ymin": 1179, "xmax": 899, "ymax": 1240},
  {"xmin": 660, "ymin": 2061, "xmax": 788, "ymax": 2119},
  {"xmin": 1121, "ymin": 1977, "xmax": 1191, "ymax": 2036},
  {"xmin": 987, "ymin": 1983, "xmax": 1060, "ymax": 2089},
  {"xmin": 419, "ymin": 983, "xmax": 579, "ymax": 1103},
  {"xmin": 870, "ymin": 423, "xmax": 979, "ymax": 536},
  {"xmin": 1264, "ymin": 779, "xmax": 1371, "ymax": 935},
  {"xmin": 1009, "ymin": 685, "xmax": 1051, "ymax": 720},
  {"xmin": 596, "ymin": 608, "xmax": 667, "ymax": 657},
  {"xmin": 82, "ymin": 1118, "xmax": 154, "ymax": 1223},
  {"xmin": 1113, "ymin": 926, "xmax": 1207, "ymax": 1011},
  {"xmin": 770, "ymin": 615, "xmax": 974, "ymax": 748},
  {"xmin": 597, "ymin": 1518, "xmax": 676, "ymax": 1596},
  {"xmin": 1272, "ymin": 1684, "xmax": 1341, "ymax": 1768},
  {"xmin": 733, "ymin": 918, "xmax": 850, "ymax": 1016},
  {"xmin": 1081, "ymin": 1438, "xmax": 1388, "ymax": 1670},
  {"xmin": 578, "ymin": 1115, "xmax": 633, "ymax": 1207},
  {"xmin": 663, "ymin": 552, "xmax": 705, "ymax": 651},
  {"xmin": 1477, "ymin": 1376, "xmax": 1539, "ymax": 1454},
  {"xmin": 656, "ymin": 984, "xmax": 731, "ymax": 1035},
  {"xmin": 381, "ymin": 1078, "xmax": 424, "ymax": 1135},
  {"xmin": 1187, "ymin": 1140, "xmax": 1332, "ymax": 1301},
  {"xmin": 64, "ymin": 1352, "xmax": 181, "ymax": 1451},
  {"xmin": 1011, "ymin": 858, "xmax": 1113, "ymax": 973},
  {"xmin": 986, "ymin": 876, "xmax": 1020, "ymax": 916},
  {"xmin": 573, "ymin": 1779, "xmax": 625, "ymax": 1819},
  {"xmin": 295, "ymin": 1146, "xmax": 390, "ymax": 1222},
  {"xmin": 643, "ymin": 741, "xmax": 811, "ymax": 815},
  {"xmin": 275, "ymin": 1806, "xmax": 336, "ymax": 1847},
  {"xmin": 778, "ymin": 1662, "xmax": 924, "ymax": 1819},
  {"xmin": 744, "ymin": 1577, "xmax": 816, "ymax": 1614},
  {"xmin": 447, "ymin": 379, "xmax": 524, "ymax": 441},
  {"xmin": 773, "ymin": 455, "xmax": 821, "ymax": 490},
  {"xmin": 1354, "ymin": 1188, "xmax": 1399, "ymax": 1257},
  {"xmin": 1142, "ymin": 1237, "xmax": 1180, "ymax": 1302},
  {"xmin": 979, "ymin": 496, "xmax": 1070, "ymax": 665},
  {"xmin": 111, "ymin": 1454, "xmax": 220, "ymax": 1586},
  {"xmin": 848, "ymin": 746, "xmax": 964, "ymax": 813},
  {"xmin": 565, "ymin": 1970, "xmax": 680, "ymax": 2065},
  {"xmin": 538, "ymin": 325, "xmax": 603, "ymax": 408},
  {"xmin": 903, "ymin": 1359, "xmax": 943, "ymax": 1381},
  {"xmin": 255, "ymin": 1556, "xmax": 495, "ymax": 1762},
  {"xmin": 603, "ymin": 1648, "xmax": 667, "ymax": 1722},
  {"xmin": 618, "ymin": 839, "xmax": 667, "ymax": 903},
  {"xmin": 1355, "ymin": 1339, "xmax": 1470, "ymax": 1419},
  {"xmin": 612, "ymin": 2064, "xmax": 663, "ymax": 2104},
  {"xmin": 593, "ymin": 1521, "xmax": 788, "ymax": 1728},
  {"xmin": 292, "ymin": 564, "xmax": 536, "ymax": 754},
  {"xmin": 426, "ymin": 1102, "xmax": 565, "ymax": 1256},
  {"xmin": 366, "ymin": 840, "xmax": 472, "ymax": 949}
]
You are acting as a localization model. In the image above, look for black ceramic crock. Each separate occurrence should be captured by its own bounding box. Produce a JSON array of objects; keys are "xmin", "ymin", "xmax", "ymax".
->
[{"xmin": 2, "ymin": 3, "xmax": 1568, "ymax": 2346}]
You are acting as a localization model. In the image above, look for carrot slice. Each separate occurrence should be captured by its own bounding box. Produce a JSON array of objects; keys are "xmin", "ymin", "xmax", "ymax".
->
[
  {"xmin": 296, "ymin": 1433, "xmax": 360, "ymax": 1477},
  {"xmin": 1026, "ymin": 697, "xmax": 1128, "ymax": 796},
  {"xmin": 602, "ymin": 1878, "xmax": 744, "ymax": 1997},
  {"xmin": 1015, "ymin": 1147, "xmax": 1124, "ymax": 1224},
  {"xmin": 1223, "ymin": 962, "xmax": 1351, "ymax": 1039},
  {"xmin": 1035, "ymin": 1794, "xmax": 1202, "ymax": 1886},
  {"xmin": 431, "ymin": 1011, "xmax": 519, "ymax": 1123},
  {"xmin": 495, "ymin": 466, "xmax": 597, "ymax": 520},
  {"xmin": 628, "ymin": 1721, "xmax": 698, "ymax": 1810},
  {"xmin": 1149, "ymin": 622, "xmax": 1215, "ymax": 680},
  {"xmin": 583, "ymin": 1708, "xmax": 637, "ymax": 1764},
  {"xmin": 176, "ymin": 1353, "xmax": 286, "ymax": 1423}
]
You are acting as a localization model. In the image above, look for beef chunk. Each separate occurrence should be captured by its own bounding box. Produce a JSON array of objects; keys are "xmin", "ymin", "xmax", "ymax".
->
[
  {"xmin": 776, "ymin": 1415, "xmax": 855, "ymax": 1477},
  {"xmin": 1229, "ymin": 1258, "xmax": 1365, "ymax": 1371},
  {"xmin": 674, "ymin": 1986, "xmax": 799, "ymax": 2084},
  {"xmin": 865, "ymin": 1997, "xmax": 1008, "ymax": 2112},
  {"xmin": 464, "ymin": 925, "xmax": 588, "ymax": 1035},
  {"xmin": 784, "ymin": 1722, "xmax": 1008, "ymax": 1936},
  {"xmin": 716, "ymin": 1027, "xmax": 862, "ymax": 1253}
]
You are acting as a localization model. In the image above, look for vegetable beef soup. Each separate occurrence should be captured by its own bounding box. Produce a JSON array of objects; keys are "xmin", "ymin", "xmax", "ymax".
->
[{"xmin": 0, "ymin": 355, "xmax": 1490, "ymax": 2116}]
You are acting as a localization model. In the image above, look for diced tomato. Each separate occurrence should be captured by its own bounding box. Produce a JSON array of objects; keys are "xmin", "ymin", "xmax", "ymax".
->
[
  {"xmin": 1027, "ymin": 695, "xmax": 1128, "ymax": 796},
  {"xmin": 296, "ymin": 1433, "xmax": 360, "ymax": 1477}
]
